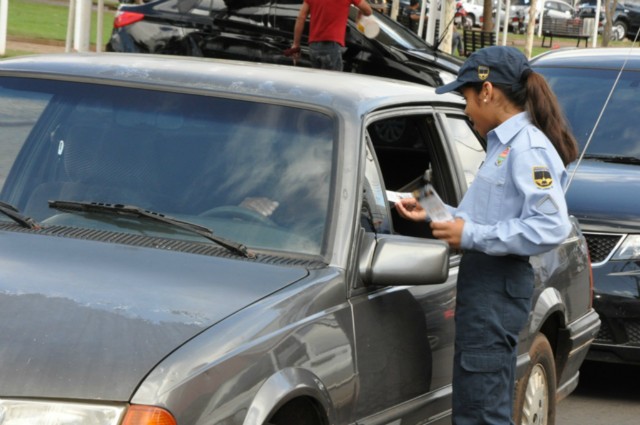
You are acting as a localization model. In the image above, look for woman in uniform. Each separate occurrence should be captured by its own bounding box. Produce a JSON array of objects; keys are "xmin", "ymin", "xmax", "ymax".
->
[{"xmin": 395, "ymin": 46, "xmax": 578, "ymax": 425}]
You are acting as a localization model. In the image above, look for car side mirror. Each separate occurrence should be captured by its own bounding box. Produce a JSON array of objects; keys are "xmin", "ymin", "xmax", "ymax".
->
[{"xmin": 359, "ymin": 232, "xmax": 449, "ymax": 286}]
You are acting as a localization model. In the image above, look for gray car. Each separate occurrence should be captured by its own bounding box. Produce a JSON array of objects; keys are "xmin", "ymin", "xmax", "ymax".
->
[{"xmin": 0, "ymin": 53, "xmax": 599, "ymax": 425}]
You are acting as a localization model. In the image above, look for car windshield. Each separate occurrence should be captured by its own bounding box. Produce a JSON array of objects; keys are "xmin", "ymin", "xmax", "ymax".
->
[
  {"xmin": 0, "ymin": 77, "xmax": 334, "ymax": 256},
  {"xmin": 536, "ymin": 66, "xmax": 640, "ymax": 161}
]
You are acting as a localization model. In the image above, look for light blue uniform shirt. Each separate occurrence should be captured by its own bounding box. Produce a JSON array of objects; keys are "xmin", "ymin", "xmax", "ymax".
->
[{"xmin": 453, "ymin": 111, "xmax": 572, "ymax": 256}]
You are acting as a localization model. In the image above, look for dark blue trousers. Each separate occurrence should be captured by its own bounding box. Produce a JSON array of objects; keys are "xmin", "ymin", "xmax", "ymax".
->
[{"xmin": 452, "ymin": 251, "xmax": 534, "ymax": 425}]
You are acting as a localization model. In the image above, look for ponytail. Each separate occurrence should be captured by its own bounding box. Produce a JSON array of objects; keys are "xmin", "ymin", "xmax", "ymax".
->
[
  {"xmin": 496, "ymin": 70, "xmax": 578, "ymax": 166},
  {"xmin": 523, "ymin": 71, "xmax": 578, "ymax": 166}
]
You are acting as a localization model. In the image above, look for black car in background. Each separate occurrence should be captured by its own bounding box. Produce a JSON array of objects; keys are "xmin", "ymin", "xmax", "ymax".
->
[
  {"xmin": 107, "ymin": 0, "xmax": 462, "ymax": 88},
  {"xmin": 576, "ymin": 0, "xmax": 640, "ymax": 41},
  {"xmin": 532, "ymin": 48, "xmax": 640, "ymax": 366}
]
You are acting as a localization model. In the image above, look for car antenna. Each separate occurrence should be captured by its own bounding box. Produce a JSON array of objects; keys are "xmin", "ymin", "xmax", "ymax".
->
[
  {"xmin": 434, "ymin": 11, "xmax": 459, "ymax": 51},
  {"xmin": 564, "ymin": 27, "xmax": 640, "ymax": 194}
]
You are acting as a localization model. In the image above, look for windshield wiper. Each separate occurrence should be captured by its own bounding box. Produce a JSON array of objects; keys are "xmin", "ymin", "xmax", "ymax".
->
[
  {"xmin": 582, "ymin": 154, "xmax": 640, "ymax": 165},
  {"xmin": 48, "ymin": 201, "xmax": 255, "ymax": 259},
  {"xmin": 0, "ymin": 201, "xmax": 40, "ymax": 229}
]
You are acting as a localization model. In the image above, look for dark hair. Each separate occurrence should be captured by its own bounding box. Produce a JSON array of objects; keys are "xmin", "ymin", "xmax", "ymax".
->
[{"xmin": 469, "ymin": 70, "xmax": 578, "ymax": 166}]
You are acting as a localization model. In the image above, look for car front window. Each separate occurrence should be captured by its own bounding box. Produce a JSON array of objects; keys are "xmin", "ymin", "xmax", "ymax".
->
[
  {"xmin": 537, "ymin": 66, "xmax": 640, "ymax": 160},
  {"xmin": 0, "ymin": 78, "xmax": 334, "ymax": 256}
]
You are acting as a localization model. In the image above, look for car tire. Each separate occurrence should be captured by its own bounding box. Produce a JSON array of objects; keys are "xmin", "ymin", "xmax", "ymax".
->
[
  {"xmin": 611, "ymin": 21, "xmax": 627, "ymax": 41},
  {"xmin": 513, "ymin": 333, "xmax": 557, "ymax": 425}
]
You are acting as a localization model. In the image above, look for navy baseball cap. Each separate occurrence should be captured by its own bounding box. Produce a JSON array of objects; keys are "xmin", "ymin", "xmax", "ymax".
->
[{"xmin": 435, "ymin": 46, "xmax": 531, "ymax": 94}]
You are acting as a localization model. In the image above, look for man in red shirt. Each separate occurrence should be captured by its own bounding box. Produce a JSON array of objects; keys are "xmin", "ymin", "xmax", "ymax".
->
[{"xmin": 291, "ymin": 0, "xmax": 373, "ymax": 71}]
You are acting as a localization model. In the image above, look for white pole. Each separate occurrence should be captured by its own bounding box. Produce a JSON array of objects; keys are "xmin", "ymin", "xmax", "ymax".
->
[
  {"xmin": 426, "ymin": 1, "xmax": 437, "ymax": 45},
  {"xmin": 418, "ymin": 0, "xmax": 428, "ymax": 38},
  {"xmin": 0, "ymin": 0, "xmax": 8, "ymax": 56},
  {"xmin": 96, "ymin": 0, "xmax": 104, "ymax": 52},
  {"xmin": 502, "ymin": 0, "xmax": 511, "ymax": 46},
  {"xmin": 66, "ymin": 0, "xmax": 76, "ymax": 52},
  {"xmin": 495, "ymin": 0, "xmax": 503, "ymax": 43},
  {"xmin": 592, "ymin": 0, "xmax": 601, "ymax": 47},
  {"xmin": 74, "ymin": 0, "xmax": 91, "ymax": 52}
]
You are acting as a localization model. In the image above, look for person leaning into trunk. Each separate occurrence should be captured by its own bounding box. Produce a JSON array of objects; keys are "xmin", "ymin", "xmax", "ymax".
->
[
  {"xmin": 290, "ymin": 0, "xmax": 372, "ymax": 71},
  {"xmin": 395, "ymin": 46, "xmax": 578, "ymax": 425}
]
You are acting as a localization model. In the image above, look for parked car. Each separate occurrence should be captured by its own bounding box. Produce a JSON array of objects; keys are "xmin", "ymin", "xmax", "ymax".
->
[
  {"xmin": 0, "ymin": 52, "xmax": 599, "ymax": 424},
  {"xmin": 532, "ymin": 47, "xmax": 640, "ymax": 366},
  {"xmin": 506, "ymin": 0, "xmax": 577, "ymax": 33},
  {"xmin": 459, "ymin": 0, "xmax": 486, "ymax": 27},
  {"xmin": 576, "ymin": 0, "xmax": 635, "ymax": 40},
  {"xmin": 107, "ymin": 0, "xmax": 462, "ymax": 88}
]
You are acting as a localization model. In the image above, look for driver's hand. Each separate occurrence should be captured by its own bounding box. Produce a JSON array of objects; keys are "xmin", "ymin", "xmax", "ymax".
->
[
  {"xmin": 395, "ymin": 197, "xmax": 427, "ymax": 222},
  {"xmin": 239, "ymin": 197, "xmax": 279, "ymax": 217}
]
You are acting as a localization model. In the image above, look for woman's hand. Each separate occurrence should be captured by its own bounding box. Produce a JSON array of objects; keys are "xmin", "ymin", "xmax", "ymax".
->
[
  {"xmin": 395, "ymin": 197, "xmax": 427, "ymax": 222},
  {"xmin": 430, "ymin": 218, "xmax": 465, "ymax": 248}
]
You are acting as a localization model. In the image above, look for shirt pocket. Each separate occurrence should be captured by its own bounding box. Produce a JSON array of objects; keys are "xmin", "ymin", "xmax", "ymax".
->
[{"xmin": 472, "ymin": 165, "xmax": 506, "ymax": 223}]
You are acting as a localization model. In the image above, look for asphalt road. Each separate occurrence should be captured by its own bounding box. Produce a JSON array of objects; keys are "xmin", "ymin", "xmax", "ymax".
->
[{"xmin": 556, "ymin": 361, "xmax": 640, "ymax": 424}]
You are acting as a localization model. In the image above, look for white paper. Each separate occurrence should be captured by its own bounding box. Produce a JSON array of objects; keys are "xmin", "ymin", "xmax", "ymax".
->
[{"xmin": 420, "ymin": 184, "xmax": 453, "ymax": 222}]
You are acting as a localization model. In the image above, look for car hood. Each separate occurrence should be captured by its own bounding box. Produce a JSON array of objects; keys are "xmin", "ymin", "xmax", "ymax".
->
[
  {"xmin": 566, "ymin": 159, "xmax": 640, "ymax": 231},
  {"xmin": 0, "ymin": 231, "xmax": 308, "ymax": 401},
  {"xmin": 402, "ymin": 48, "xmax": 462, "ymax": 76}
]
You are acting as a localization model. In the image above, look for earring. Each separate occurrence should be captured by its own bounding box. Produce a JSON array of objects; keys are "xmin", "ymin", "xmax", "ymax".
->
[{"xmin": 484, "ymin": 98, "xmax": 488, "ymax": 103}]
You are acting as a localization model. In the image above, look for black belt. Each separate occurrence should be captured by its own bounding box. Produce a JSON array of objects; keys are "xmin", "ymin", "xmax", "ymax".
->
[
  {"xmin": 463, "ymin": 251, "xmax": 529, "ymax": 262},
  {"xmin": 507, "ymin": 254, "xmax": 530, "ymax": 262}
]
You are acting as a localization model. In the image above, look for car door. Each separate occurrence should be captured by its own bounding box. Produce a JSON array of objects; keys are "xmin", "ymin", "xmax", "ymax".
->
[{"xmin": 348, "ymin": 108, "xmax": 480, "ymax": 424}]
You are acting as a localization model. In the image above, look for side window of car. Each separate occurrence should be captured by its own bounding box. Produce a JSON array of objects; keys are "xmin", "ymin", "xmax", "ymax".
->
[{"xmin": 366, "ymin": 114, "xmax": 445, "ymax": 239}]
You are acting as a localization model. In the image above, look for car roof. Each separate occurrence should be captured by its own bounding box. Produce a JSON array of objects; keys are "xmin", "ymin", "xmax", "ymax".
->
[
  {"xmin": 531, "ymin": 48, "xmax": 640, "ymax": 70},
  {"xmin": 0, "ymin": 53, "xmax": 464, "ymax": 116}
]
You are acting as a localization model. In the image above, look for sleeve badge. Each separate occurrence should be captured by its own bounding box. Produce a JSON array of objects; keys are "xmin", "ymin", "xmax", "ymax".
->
[{"xmin": 533, "ymin": 166, "xmax": 553, "ymax": 189}]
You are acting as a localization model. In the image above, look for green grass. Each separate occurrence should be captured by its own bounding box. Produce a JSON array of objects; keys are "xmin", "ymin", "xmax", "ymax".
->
[
  {"xmin": 7, "ymin": 0, "xmax": 116, "ymax": 45},
  {"xmin": 506, "ymin": 32, "xmax": 635, "ymax": 58}
]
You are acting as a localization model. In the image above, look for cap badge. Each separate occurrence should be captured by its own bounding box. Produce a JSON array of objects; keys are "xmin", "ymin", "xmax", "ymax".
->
[{"xmin": 478, "ymin": 65, "xmax": 490, "ymax": 81}]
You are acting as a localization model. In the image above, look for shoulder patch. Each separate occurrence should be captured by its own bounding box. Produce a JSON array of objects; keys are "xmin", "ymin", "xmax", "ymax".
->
[{"xmin": 533, "ymin": 166, "xmax": 553, "ymax": 189}]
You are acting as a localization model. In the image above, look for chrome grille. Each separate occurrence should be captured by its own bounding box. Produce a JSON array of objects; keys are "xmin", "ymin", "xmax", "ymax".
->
[{"xmin": 583, "ymin": 233, "xmax": 623, "ymax": 264}]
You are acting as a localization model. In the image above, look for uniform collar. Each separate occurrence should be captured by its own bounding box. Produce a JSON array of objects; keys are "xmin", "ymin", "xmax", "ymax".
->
[{"xmin": 489, "ymin": 111, "xmax": 530, "ymax": 146}]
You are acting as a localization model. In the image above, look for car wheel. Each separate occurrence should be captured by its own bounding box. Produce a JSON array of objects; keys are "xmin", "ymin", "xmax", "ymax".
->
[
  {"xmin": 611, "ymin": 21, "xmax": 627, "ymax": 41},
  {"xmin": 513, "ymin": 333, "xmax": 557, "ymax": 425}
]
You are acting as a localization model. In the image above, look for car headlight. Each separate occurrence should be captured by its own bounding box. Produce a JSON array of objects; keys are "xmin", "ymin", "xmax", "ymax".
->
[
  {"xmin": 0, "ymin": 400, "xmax": 176, "ymax": 425},
  {"xmin": 0, "ymin": 400, "xmax": 124, "ymax": 424},
  {"xmin": 612, "ymin": 235, "xmax": 640, "ymax": 261}
]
